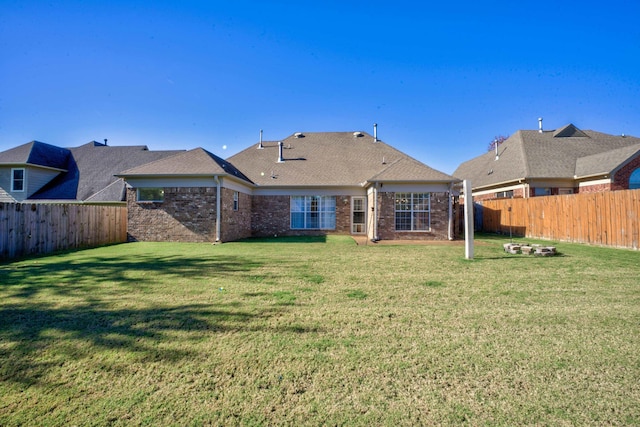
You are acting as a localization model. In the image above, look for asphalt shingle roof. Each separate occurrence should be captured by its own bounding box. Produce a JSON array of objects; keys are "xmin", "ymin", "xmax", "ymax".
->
[
  {"xmin": 227, "ymin": 131, "xmax": 454, "ymax": 186},
  {"xmin": 453, "ymin": 125, "xmax": 640, "ymax": 188},
  {"xmin": 118, "ymin": 147, "xmax": 252, "ymax": 183},
  {"xmin": 0, "ymin": 141, "xmax": 70, "ymax": 170},
  {"xmin": 31, "ymin": 141, "xmax": 183, "ymax": 201}
]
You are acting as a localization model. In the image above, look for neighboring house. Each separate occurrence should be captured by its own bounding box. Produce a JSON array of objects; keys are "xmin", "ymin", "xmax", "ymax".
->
[
  {"xmin": 453, "ymin": 124, "xmax": 640, "ymax": 201},
  {"xmin": 0, "ymin": 140, "xmax": 183, "ymax": 203},
  {"xmin": 119, "ymin": 131, "xmax": 459, "ymax": 243}
]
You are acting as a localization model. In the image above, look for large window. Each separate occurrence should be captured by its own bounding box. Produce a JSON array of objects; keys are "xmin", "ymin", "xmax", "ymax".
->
[
  {"xmin": 290, "ymin": 196, "xmax": 336, "ymax": 229},
  {"xmin": 630, "ymin": 168, "xmax": 640, "ymax": 190},
  {"xmin": 11, "ymin": 168, "xmax": 25, "ymax": 192},
  {"xmin": 395, "ymin": 193, "xmax": 430, "ymax": 231},
  {"xmin": 137, "ymin": 188, "xmax": 164, "ymax": 202}
]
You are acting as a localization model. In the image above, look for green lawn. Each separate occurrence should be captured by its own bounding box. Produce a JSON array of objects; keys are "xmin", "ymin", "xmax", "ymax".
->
[{"xmin": 1, "ymin": 235, "xmax": 639, "ymax": 426}]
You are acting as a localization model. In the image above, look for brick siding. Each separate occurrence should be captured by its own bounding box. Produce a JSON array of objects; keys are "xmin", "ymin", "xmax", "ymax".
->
[
  {"xmin": 128, "ymin": 188, "xmax": 454, "ymax": 242},
  {"xmin": 612, "ymin": 154, "xmax": 640, "ymax": 191},
  {"xmin": 376, "ymin": 191, "xmax": 450, "ymax": 240},
  {"xmin": 127, "ymin": 187, "xmax": 217, "ymax": 242},
  {"xmin": 251, "ymin": 194, "xmax": 351, "ymax": 237},
  {"xmin": 220, "ymin": 188, "xmax": 252, "ymax": 242}
]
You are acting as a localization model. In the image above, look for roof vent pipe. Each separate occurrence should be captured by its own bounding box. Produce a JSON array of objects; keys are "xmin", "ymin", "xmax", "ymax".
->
[
  {"xmin": 258, "ymin": 129, "xmax": 264, "ymax": 149},
  {"xmin": 538, "ymin": 117, "xmax": 543, "ymax": 133},
  {"xmin": 277, "ymin": 141, "xmax": 284, "ymax": 163},
  {"xmin": 494, "ymin": 139, "xmax": 499, "ymax": 160},
  {"xmin": 104, "ymin": 138, "xmax": 108, "ymax": 146},
  {"xmin": 373, "ymin": 123, "xmax": 378, "ymax": 142}
]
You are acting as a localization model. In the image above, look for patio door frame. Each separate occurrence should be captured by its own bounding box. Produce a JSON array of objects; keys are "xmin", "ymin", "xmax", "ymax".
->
[{"xmin": 351, "ymin": 196, "xmax": 366, "ymax": 234}]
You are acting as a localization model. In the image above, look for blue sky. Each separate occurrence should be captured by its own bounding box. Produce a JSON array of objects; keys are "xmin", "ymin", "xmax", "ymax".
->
[{"xmin": 1, "ymin": 0, "xmax": 639, "ymax": 174}]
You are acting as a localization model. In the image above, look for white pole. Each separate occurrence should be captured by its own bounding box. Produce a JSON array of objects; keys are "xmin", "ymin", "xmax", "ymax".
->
[{"xmin": 463, "ymin": 179, "xmax": 474, "ymax": 259}]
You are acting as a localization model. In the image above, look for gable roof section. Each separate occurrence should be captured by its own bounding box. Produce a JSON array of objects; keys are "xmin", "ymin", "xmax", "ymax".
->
[
  {"xmin": 575, "ymin": 143, "xmax": 640, "ymax": 178},
  {"xmin": 227, "ymin": 131, "xmax": 455, "ymax": 187},
  {"xmin": 0, "ymin": 140, "xmax": 70, "ymax": 170},
  {"xmin": 453, "ymin": 124, "xmax": 640, "ymax": 189},
  {"xmin": 118, "ymin": 147, "xmax": 253, "ymax": 184},
  {"xmin": 368, "ymin": 157, "xmax": 454, "ymax": 182}
]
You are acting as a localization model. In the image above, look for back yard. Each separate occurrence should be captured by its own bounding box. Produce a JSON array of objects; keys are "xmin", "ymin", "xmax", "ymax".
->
[{"xmin": 1, "ymin": 236, "xmax": 638, "ymax": 425}]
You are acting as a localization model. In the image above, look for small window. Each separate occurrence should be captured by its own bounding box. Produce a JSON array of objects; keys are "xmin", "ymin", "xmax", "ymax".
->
[
  {"xmin": 233, "ymin": 191, "xmax": 239, "ymax": 211},
  {"xmin": 495, "ymin": 190, "xmax": 513, "ymax": 199},
  {"xmin": 11, "ymin": 168, "xmax": 25, "ymax": 192},
  {"xmin": 558, "ymin": 188, "xmax": 574, "ymax": 195},
  {"xmin": 137, "ymin": 188, "xmax": 164, "ymax": 202}
]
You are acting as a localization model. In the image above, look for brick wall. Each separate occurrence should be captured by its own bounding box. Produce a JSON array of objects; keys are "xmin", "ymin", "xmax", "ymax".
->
[
  {"xmin": 127, "ymin": 187, "xmax": 217, "ymax": 242},
  {"xmin": 251, "ymin": 195, "xmax": 352, "ymax": 237},
  {"xmin": 613, "ymin": 155, "xmax": 640, "ymax": 191},
  {"xmin": 376, "ymin": 191, "xmax": 451, "ymax": 240},
  {"xmin": 577, "ymin": 182, "xmax": 613, "ymax": 194},
  {"xmin": 220, "ymin": 188, "xmax": 252, "ymax": 242}
]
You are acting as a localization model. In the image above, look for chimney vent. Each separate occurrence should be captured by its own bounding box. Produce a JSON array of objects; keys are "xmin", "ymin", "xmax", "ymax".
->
[
  {"xmin": 277, "ymin": 141, "xmax": 284, "ymax": 163},
  {"xmin": 494, "ymin": 139, "xmax": 499, "ymax": 160},
  {"xmin": 538, "ymin": 117, "xmax": 543, "ymax": 133},
  {"xmin": 104, "ymin": 138, "xmax": 108, "ymax": 146},
  {"xmin": 373, "ymin": 123, "xmax": 378, "ymax": 142},
  {"xmin": 258, "ymin": 129, "xmax": 264, "ymax": 149}
]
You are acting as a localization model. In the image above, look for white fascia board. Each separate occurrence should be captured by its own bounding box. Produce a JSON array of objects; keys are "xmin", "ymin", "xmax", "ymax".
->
[
  {"xmin": 379, "ymin": 182, "xmax": 451, "ymax": 193},
  {"xmin": 124, "ymin": 176, "xmax": 218, "ymax": 188},
  {"xmin": 472, "ymin": 183, "xmax": 526, "ymax": 197},
  {"xmin": 252, "ymin": 186, "xmax": 366, "ymax": 197},
  {"xmin": 219, "ymin": 177, "xmax": 254, "ymax": 194}
]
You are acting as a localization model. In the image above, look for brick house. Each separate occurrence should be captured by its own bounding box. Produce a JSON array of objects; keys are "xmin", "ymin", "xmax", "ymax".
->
[
  {"xmin": 119, "ymin": 131, "xmax": 459, "ymax": 243},
  {"xmin": 453, "ymin": 123, "xmax": 640, "ymax": 201}
]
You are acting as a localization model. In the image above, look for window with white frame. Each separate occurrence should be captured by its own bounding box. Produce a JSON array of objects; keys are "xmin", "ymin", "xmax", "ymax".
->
[
  {"xmin": 395, "ymin": 192, "xmax": 430, "ymax": 231},
  {"xmin": 495, "ymin": 190, "xmax": 513, "ymax": 199},
  {"xmin": 290, "ymin": 196, "xmax": 336, "ymax": 229},
  {"xmin": 11, "ymin": 168, "xmax": 25, "ymax": 192},
  {"xmin": 137, "ymin": 188, "xmax": 164, "ymax": 202},
  {"xmin": 233, "ymin": 191, "xmax": 239, "ymax": 211}
]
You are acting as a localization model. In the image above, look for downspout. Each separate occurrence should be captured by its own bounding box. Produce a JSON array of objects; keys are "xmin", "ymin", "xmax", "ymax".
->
[
  {"xmin": 214, "ymin": 176, "xmax": 221, "ymax": 242},
  {"xmin": 448, "ymin": 182, "xmax": 454, "ymax": 240},
  {"xmin": 373, "ymin": 183, "xmax": 379, "ymax": 241}
]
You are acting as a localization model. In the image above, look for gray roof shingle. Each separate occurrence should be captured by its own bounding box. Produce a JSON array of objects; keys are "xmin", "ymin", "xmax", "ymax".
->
[
  {"xmin": 0, "ymin": 141, "xmax": 70, "ymax": 170},
  {"xmin": 31, "ymin": 141, "xmax": 183, "ymax": 201},
  {"xmin": 227, "ymin": 131, "xmax": 455, "ymax": 186},
  {"xmin": 453, "ymin": 125, "xmax": 640, "ymax": 188},
  {"xmin": 118, "ymin": 147, "xmax": 253, "ymax": 183}
]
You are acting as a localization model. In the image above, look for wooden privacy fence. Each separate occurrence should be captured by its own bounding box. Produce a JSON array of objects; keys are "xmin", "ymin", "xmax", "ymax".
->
[
  {"xmin": 0, "ymin": 203, "xmax": 127, "ymax": 260},
  {"xmin": 479, "ymin": 189, "xmax": 640, "ymax": 250}
]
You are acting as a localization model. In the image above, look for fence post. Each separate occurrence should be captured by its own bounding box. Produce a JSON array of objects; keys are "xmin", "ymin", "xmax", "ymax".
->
[{"xmin": 464, "ymin": 180, "xmax": 474, "ymax": 259}]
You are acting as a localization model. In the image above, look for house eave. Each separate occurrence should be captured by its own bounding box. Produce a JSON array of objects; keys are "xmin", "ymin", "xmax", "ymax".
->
[{"xmin": 0, "ymin": 162, "xmax": 67, "ymax": 173}]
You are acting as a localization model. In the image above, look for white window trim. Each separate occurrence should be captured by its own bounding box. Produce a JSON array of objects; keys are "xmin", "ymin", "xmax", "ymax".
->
[
  {"xmin": 233, "ymin": 191, "xmax": 239, "ymax": 211},
  {"xmin": 395, "ymin": 192, "xmax": 431, "ymax": 232},
  {"xmin": 290, "ymin": 195, "xmax": 336, "ymax": 230},
  {"xmin": 11, "ymin": 168, "xmax": 25, "ymax": 192}
]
